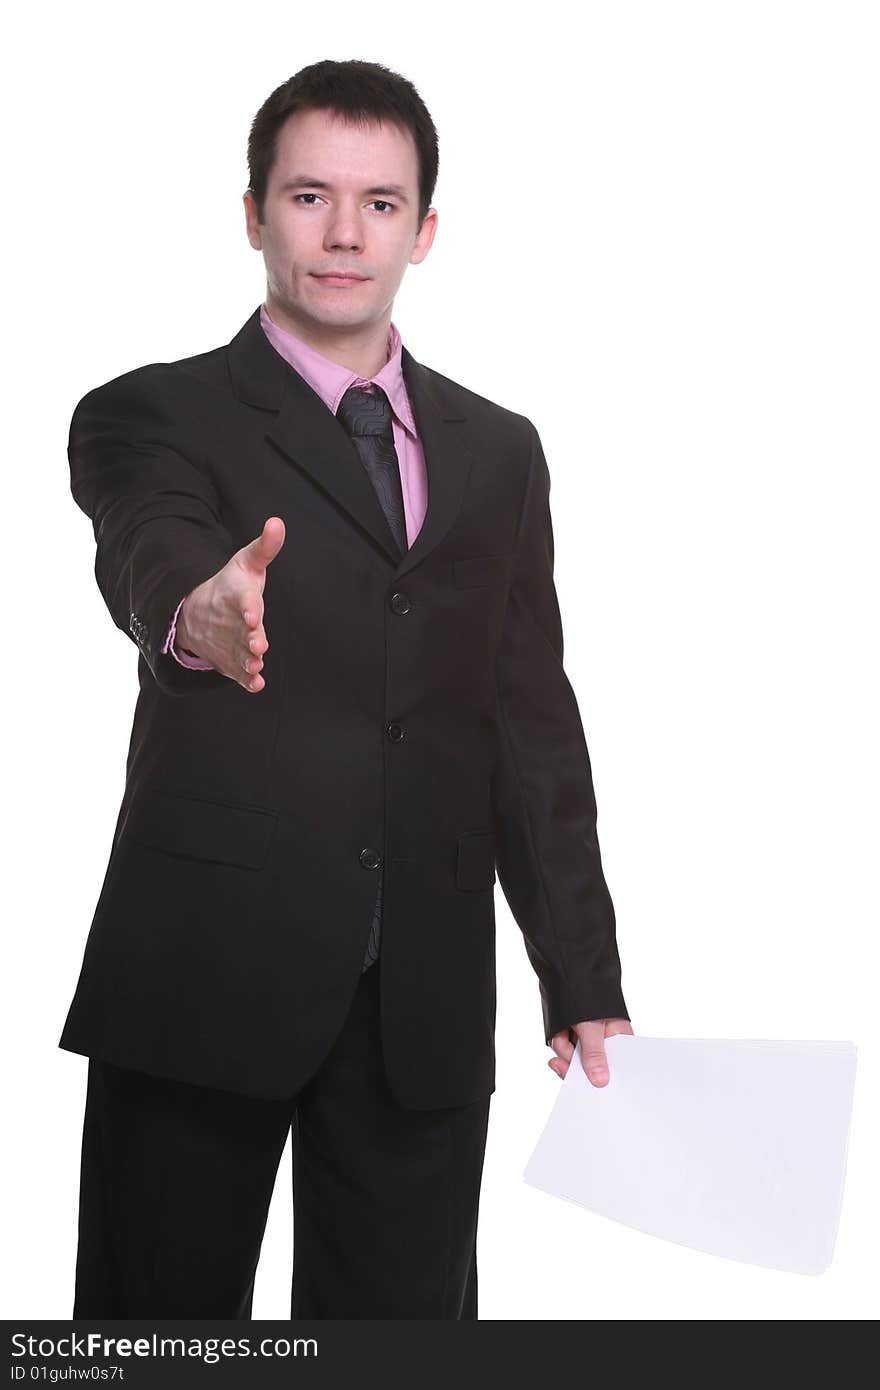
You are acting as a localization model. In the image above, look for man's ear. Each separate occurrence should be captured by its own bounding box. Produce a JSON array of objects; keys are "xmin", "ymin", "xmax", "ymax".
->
[
  {"xmin": 410, "ymin": 206, "xmax": 438, "ymax": 265},
  {"xmin": 243, "ymin": 189, "xmax": 263, "ymax": 250}
]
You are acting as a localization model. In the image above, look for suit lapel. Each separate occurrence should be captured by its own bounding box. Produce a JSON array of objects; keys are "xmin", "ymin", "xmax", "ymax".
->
[{"xmin": 225, "ymin": 307, "xmax": 477, "ymax": 580}]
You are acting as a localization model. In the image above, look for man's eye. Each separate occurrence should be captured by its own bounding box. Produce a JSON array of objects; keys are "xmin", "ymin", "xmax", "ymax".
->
[{"xmin": 292, "ymin": 194, "xmax": 395, "ymax": 213}]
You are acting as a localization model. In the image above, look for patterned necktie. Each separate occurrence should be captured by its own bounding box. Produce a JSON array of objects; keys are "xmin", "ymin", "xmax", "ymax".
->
[
  {"xmin": 335, "ymin": 384, "xmax": 408, "ymax": 970},
  {"xmin": 336, "ymin": 385, "xmax": 408, "ymax": 556}
]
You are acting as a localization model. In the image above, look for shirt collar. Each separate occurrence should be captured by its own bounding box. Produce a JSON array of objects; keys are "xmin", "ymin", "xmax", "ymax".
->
[{"xmin": 259, "ymin": 302, "xmax": 417, "ymax": 437}]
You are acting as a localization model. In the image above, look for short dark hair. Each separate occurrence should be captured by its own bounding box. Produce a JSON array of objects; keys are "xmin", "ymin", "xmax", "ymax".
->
[{"xmin": 247, "ymin": 59, "xmax": 439, "ymax": 229}]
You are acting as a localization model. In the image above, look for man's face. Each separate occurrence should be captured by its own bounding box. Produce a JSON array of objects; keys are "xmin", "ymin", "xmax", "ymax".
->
[{"xmin": 244, "ymin": 107, "xmax": 437, "ymax": 340}]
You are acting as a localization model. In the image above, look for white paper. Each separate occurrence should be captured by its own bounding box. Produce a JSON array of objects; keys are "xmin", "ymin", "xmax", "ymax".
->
[{"xmin": 523, "ymin": 1036, "xmax": 857, "ymax": 1274}]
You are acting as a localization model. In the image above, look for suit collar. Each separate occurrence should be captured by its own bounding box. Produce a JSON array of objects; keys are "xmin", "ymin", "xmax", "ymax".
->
[
  {"xmin": 225, "ymin": 306, "xmax": 477, "ymax": 581},
  {"xmin": 258, "ymin": 304, "xmax": 418, "ymax": 438}
]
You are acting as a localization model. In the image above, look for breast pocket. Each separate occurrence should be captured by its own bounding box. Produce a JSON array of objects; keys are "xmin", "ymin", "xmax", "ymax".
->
[{"xmin": 452, "ymin": 553, "xmax": 511, "ymax": 589}]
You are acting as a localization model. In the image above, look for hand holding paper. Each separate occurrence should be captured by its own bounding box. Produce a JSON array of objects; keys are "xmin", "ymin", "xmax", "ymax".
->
[
  {"xmin": 548, "ymin": 1017, "xmax": 634, "ymax": 1085},
  {"xmin": 525, "ymin": 1035, "xmax": 857, "ymax": 1274}
]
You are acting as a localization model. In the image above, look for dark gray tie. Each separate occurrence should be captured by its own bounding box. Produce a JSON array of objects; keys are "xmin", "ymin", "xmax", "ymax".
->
[{"xmin": 335, "ymin": 384, "xmax": 408, "ymax": 970}]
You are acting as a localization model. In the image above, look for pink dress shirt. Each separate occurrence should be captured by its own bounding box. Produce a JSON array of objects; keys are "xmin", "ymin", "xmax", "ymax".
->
[{"xmin": 161, "ymin": 304, "xmax": 428, "ymax": 669}]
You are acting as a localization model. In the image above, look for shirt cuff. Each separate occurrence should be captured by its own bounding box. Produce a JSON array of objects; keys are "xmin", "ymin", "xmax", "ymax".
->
[{"xmin": 162, "ymin": 594, "xmax": 215, "ymax": 670}]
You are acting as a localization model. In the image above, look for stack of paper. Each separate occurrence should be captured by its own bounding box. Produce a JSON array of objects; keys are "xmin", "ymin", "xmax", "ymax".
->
[{"xmin": 523, "ymin": 1036, "xmax": 857, "ymax": 1274}]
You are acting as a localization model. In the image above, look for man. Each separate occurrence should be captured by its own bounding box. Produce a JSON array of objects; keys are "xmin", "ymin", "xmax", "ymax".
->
[{"xmin": 61, "ymin": 58, "xmax": 633, "ymax": 1319}]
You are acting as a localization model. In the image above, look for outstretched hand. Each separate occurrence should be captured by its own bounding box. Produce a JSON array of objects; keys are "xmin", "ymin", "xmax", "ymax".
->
[
  {"xmin": 548, "ymin": 1017, "xmax": 634, "ymax": 1086},
  {"xmin": 176, "ymin": 517, "xmax": 286, "ymax": 692}
]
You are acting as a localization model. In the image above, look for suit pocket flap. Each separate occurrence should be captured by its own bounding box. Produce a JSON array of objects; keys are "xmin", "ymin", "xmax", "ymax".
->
[
  {"xmin": 123, "ymin": 790, "xmax": 278, "ymax": 870},
  {"xmin": 456, "ymin": 831, "xmax": 497, "ymax": 891},
  {"xmin": 452, "ymin": 553, "xmax": 510, "ymax": 588}
]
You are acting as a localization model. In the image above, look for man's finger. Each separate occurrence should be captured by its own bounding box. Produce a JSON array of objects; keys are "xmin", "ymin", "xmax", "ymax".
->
[
  {"xmin": 573, "ymin": 1020, "xmax": 609, "ymax": 1085},
  {"xmin": 549, "ymin": 1029, "xmax": 575, "ymax": 1062},
  {"xmin": 242, "ymin": 591, "xmax": 264, "ymax": 628},
  {"xmin": 238, "ymin": 516, "xmax": 286, "ymax": 574}
]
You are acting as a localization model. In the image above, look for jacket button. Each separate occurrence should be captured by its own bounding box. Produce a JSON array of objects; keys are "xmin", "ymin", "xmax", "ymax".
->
[
  {"xmin": 389, "ymin": 591, "xmax": 411, "ymax": 614},
  {"xmin": 386, "ymin": 722, "xmax": 405, "ymax": 742},
  {"xmin": 359, "ymin": 847, "xmax": 381, "ymax": 870}
]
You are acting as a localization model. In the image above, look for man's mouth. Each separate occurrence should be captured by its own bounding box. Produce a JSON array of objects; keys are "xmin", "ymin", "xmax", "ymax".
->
[{"xmin": 312, "ymin": 272, "xmax": 368, "ymax": 286}]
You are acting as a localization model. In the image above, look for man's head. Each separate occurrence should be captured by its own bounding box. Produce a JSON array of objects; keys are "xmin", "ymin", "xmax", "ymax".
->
[{"xmin": 244, "ymin": 60, "xmax": 439, "ymax": 355}]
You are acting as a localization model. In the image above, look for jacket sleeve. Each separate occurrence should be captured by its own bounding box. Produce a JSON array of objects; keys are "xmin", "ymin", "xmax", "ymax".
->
[
  {"xmin": 491, "ymin": 417, "xmax": 629, "ymax": 1044},
  {"xmin": 68, "ymin": 366, "xmax": 235, "ymax": 697}
]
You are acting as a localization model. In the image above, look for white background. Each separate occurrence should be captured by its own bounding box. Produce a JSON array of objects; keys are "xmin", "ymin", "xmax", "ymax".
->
[{"xmin": 2, "ymin": 0, "xmax": 877, "ymax": 1321}]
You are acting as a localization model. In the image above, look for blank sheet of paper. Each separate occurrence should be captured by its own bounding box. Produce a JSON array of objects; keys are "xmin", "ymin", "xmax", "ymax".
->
[{"xmin": 523, "ymin": 1036, "xmax": 857, "ymax": 1274}]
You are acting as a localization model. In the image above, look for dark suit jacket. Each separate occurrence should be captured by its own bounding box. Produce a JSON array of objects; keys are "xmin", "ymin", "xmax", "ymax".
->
[{"xmin": 59, "ymin": 305, "xmax": 629, "ymax": 1109}]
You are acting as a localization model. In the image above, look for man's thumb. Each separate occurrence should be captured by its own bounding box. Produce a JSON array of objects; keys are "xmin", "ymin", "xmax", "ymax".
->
[{"xmin": 238, "ymin": 516, "xmax": 286, "ymax": 573}]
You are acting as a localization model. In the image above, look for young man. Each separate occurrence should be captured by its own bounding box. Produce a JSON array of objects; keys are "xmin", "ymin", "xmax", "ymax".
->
[{"xmin": 61, "ymin": 58, "xmax": 633, "ymax": 1319}]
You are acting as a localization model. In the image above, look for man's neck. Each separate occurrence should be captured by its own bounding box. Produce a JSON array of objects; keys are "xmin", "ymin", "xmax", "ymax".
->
[{"xmin": 263, "ymin": 298, "xmax": 392, "ymax": 379}]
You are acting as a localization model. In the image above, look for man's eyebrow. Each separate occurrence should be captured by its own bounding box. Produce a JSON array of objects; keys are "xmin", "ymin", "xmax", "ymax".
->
[{"xmin": 278, "ymin": 176, "xmax": 410, "ymax": 204}]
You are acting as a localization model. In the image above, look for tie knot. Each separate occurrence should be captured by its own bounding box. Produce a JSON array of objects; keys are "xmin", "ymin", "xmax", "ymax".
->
[{"xmin": 336, "ymin": 385, "xmax": 393, "ymax": 439}]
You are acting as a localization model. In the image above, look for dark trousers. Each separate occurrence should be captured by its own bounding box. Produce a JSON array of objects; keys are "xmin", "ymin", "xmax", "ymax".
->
[{"xmin": 72, "ymin": 961, "xmax": 491, "ymax": 1319}]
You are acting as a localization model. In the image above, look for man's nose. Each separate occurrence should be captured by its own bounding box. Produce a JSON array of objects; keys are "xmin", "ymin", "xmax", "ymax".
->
[{"xmin": 325, "ymin": 211, "xmax": 365, "ymax": 251}]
